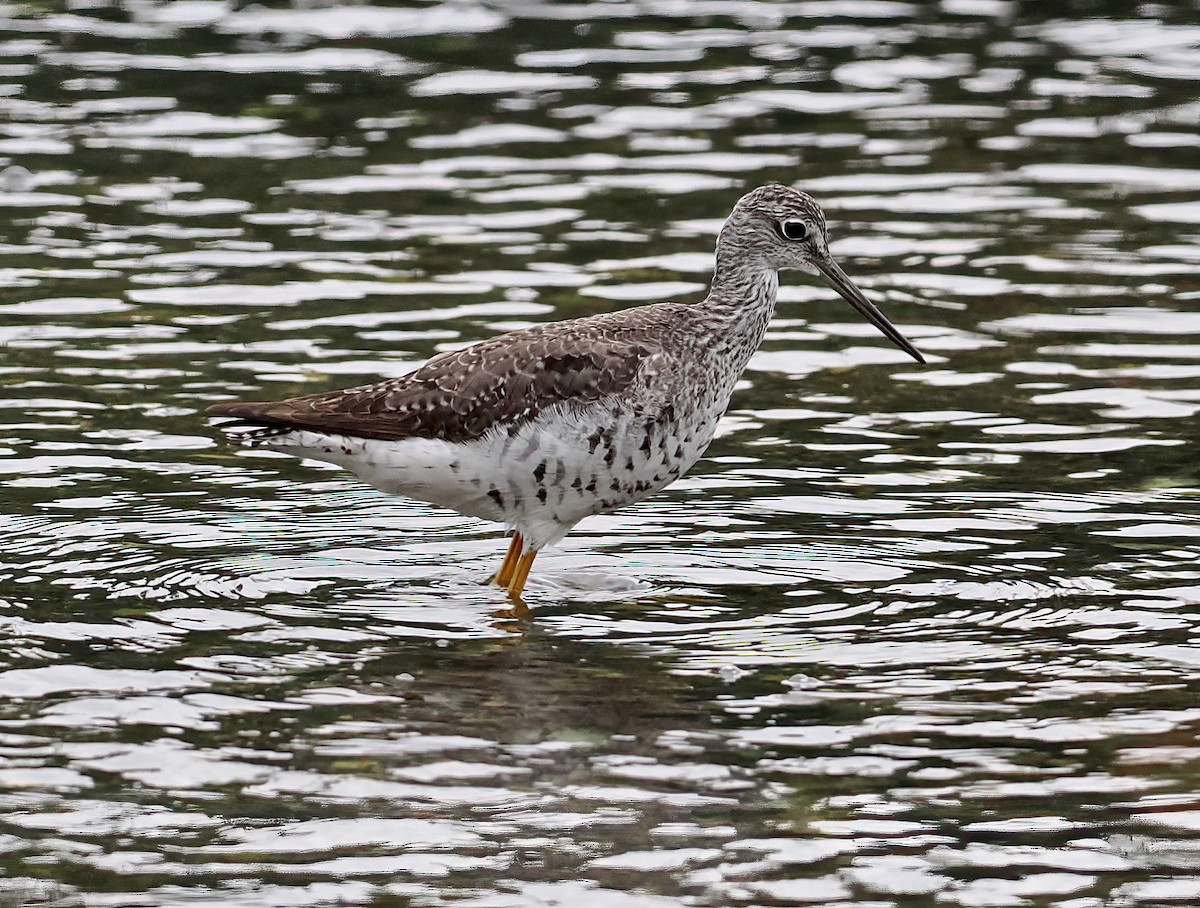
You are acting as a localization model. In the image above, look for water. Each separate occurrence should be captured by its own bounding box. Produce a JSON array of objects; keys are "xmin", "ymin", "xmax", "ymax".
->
[{"xmin": 1, "ymin": 1, "xmax": 1200, "ymax": 905}]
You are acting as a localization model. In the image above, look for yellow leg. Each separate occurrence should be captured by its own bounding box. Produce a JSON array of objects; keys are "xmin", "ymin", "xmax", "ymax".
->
[
  {"xmin": 493, "ymin": 598, "xmax": 532, "ymax": 623},
  {"xmin": 491, "ymin": 533, "xmax": 523, "ymax": 587},
  {"xmin": 506, "ymin": 549, "xmax": 538, "ymax": 601}
]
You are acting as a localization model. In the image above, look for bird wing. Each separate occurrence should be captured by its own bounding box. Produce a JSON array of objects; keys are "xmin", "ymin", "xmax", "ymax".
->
[{"xmin": 206, "ymin": 307, "xmax": 680, "ymax": 443}]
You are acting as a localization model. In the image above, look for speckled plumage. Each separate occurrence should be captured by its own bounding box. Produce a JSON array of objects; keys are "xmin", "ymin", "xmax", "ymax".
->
[{"xmin": 209, "ymin": 184, "xmax": 923, "ymax": 600}]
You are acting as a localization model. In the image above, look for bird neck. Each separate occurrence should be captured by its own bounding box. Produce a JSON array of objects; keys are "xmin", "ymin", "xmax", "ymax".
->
[
  {"xmin": 699, "ymin": 238, "xmax": 779, "ymax": 329},
  {"xmin": 688, "ymin": 244, "xmax": 779, "ymax": 386}
]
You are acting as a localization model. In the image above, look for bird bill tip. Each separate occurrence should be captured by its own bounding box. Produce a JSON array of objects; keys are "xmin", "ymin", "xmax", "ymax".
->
[{"xmin": 815, "ymin": 258, "xmax": 926, "ymax": 366}]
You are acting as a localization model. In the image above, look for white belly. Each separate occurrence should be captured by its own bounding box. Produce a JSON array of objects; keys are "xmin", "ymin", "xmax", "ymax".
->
[{"xmin": 261, "ymin": 396, "xmax": 723, "ymax": 550}]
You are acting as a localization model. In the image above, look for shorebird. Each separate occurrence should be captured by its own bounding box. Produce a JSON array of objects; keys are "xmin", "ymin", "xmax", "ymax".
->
[{"xmin": 208, "ymin": 184, "xmax": 924, "ymax": 604}]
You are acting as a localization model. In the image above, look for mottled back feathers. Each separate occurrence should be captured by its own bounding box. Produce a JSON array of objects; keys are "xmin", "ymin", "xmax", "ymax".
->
[{"xmin": 207, "ymin": 305, "xmax": 687, "ymax": 443}]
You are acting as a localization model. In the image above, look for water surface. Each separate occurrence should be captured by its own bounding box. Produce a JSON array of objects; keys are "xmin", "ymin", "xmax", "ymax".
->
[{"xmin": 2, "ymin": 1, "xmax": 1200, "ymax": 905}]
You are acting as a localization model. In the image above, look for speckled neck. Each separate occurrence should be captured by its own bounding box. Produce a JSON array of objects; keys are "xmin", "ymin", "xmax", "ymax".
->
[
  {"xmin": 694, "ymin": 234, "xmax": 779, "ymax": 375},
  {"xmin": 700, "ymin": 224, "xmax": 779, "ymax": 313}
]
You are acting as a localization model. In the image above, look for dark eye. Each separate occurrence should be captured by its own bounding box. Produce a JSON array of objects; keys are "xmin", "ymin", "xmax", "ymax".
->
[{"xmin": 781, "ymin": 220, "xmax": 808, "ymax": 241}]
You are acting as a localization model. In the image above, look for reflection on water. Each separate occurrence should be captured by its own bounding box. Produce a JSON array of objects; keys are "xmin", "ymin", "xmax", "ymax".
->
[{"xmin": 2, "ymin": 1, "xmax": 1200, "ymax": 905}]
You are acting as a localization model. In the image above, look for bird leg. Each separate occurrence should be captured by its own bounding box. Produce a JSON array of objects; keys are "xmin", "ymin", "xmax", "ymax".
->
[
  {"xmin": 490, "ymin": 532, "xmax": 524, "ymax": 587},
  {"xmin": 506, "ymin": 549, "xmax": 538, "ymax": 601},
  {"xmin": 493, "ymin": 598, "xmax": 532, "ymax": 623}
]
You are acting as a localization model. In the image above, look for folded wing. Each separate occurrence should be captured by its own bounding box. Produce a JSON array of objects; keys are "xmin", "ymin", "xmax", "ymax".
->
[{"xmin": 206, "ymin": 310, "xmax": 675, "ymax": 443}]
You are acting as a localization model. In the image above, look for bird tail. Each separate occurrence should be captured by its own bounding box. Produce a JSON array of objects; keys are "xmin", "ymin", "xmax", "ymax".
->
[
  {"xmin": 206, "ymin": 400, "xmax": 272, "ymax": 420},
  {"xmin": 206, "ymin": 401, "xmax": 296, "ymax": 444}
]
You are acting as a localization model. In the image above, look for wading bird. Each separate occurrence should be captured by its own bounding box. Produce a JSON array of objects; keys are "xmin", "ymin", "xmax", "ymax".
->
[{"xmin": 208, "ymin": 184, "xmax": 924, "ymax": 604}]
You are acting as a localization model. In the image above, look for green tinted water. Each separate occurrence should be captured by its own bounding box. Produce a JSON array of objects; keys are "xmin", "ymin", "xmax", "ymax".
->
[{"xmin": 1, "ymin": 1, "xmax": 1200, "ymax": 905}]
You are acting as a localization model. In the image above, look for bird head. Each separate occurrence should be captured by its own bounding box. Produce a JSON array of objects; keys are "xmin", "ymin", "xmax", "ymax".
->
[{"xmin": 723, "ymin": 183, "xmax": 925, "ymax": 364}]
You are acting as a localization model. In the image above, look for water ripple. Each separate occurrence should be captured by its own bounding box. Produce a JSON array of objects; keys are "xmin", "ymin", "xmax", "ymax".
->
[{"xmin": 1, "ymin": 2, "xmax": 1200, "ymax": 906}]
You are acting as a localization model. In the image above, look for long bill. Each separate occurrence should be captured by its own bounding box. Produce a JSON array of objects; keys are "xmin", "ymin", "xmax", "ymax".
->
[{"xmin": 814, "ymin": 257, "xmax": 925, "ymax": 365}]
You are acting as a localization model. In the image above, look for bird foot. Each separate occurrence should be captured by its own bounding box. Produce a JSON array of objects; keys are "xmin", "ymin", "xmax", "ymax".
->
[{"xmin": 494, "ymin": 597, "xmax": 532, "ymax": 621}]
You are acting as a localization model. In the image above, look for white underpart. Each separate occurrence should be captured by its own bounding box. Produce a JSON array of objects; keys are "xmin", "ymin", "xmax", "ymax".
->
[{"xmin": 259, "ymin": 386, "xmax": 724, "ymax": 552}]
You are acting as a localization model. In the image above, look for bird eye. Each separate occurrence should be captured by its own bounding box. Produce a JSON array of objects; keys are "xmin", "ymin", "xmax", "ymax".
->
[{"xmin": 780, "ymin": 220, "xmax": 808, "ymax": 241}]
